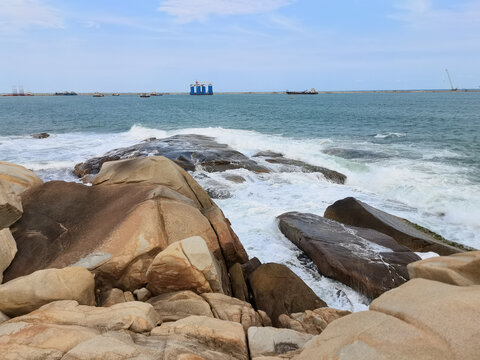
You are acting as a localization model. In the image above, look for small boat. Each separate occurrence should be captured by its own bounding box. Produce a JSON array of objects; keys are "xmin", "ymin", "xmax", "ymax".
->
[
  {"xmin": 286, "ymin": 88, "xmax": 318, "ymax": 95},
  {"xmin": 93, "ymin": 92, "xmax": 104, "ymax": 97},
  {"xmin": 112, "ymin": 93, "xmax": 120, "ymax": 96},
  {"xmin": 140, "ymin": 93, "xmax": 150, "ymax": 98}
]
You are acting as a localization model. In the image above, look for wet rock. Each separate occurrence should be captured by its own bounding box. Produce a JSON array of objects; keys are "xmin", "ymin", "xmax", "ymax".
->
[
  {"xmin": 253, "ymin": 153, "xmax": 346, "ymax": 184},
  {"xmin": 32, "ymin": 132, "xmax": 50, "ymax": 139},
  {"xmin": 323, "ymin": 148, "xmax": 390, "ymax": 160},
  {"xmin": 0, "ymin": 181, "xmax": 22, "ymax": 230},
  {"xmin": 206, "ymin": 187, "xmax": 232, "ymax": 199},
  {"xmin": 324, "ymin": 197, "xmax": 467, "ymax": 255},
  {"xmin": 278, "ymin": 307, "xmax": 351, "ymax": 335},
  {"xmin": 249, "ymin": 263, "xmax": 326, "ymax": 326},
  {"xmin": 10, "ymin": 300, "xmax": 160, "ymax": 333},
  {"xmin": 146, "ymin": 236, "xmax": 224, "ymax": 296},
  {"xmin": 278, "ymin": 212, "xmax": 420, "ymax": 299},
  {"xmin": 224, "ymin": 174, "xmax": 246, "ymax": 183},
  {"xmin": 0, "ymin": 229, "xmax": 17, "ymax": 284},
  {"xmin": 247, "ymin": 326, "xmax": 313, "ymax": 358},
  {"xmin": 74, "ymin": 134, "xmax": 269, "ymax": 177},
  {"xmin": 0, "ymin": 267, "xmax": 95, "ymax": 317},
  {"xmin": 408, "ymin": 250, "xmax": 480, "ymax": 286},
  {"xmin": 0, "ymin": 161, "xmax": 43, "ymax": 195},
  {"xmin": 253, "ymin": 151, "xmax": 284, "ymax": 158},
  {"xmin": 147, "ymin": 290, "xmax": 214, "ymax": 322}
]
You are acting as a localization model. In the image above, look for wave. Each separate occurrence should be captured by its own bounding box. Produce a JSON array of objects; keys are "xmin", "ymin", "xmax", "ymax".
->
[{"xmin": 373, "ymin": 132, "xmax": 406, "ymax": 139}]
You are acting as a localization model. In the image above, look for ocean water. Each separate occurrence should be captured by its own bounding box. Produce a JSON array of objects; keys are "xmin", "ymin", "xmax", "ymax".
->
[{"xmin": 1, "ymin": 93, "xmax": 479, "ymax": 311}]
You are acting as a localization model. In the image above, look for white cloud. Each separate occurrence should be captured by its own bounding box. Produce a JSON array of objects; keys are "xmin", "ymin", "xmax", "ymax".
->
[
  {"xmin": 158, "ymin": 0, "xmax": 294, "ymax": 23},
  {"xmin": 0, "ymin": 0, "xmax": 64, "ymax": 31},
  {"xmin": 395, "ymin": 0, "xmax": 433, "ymax": 15}
]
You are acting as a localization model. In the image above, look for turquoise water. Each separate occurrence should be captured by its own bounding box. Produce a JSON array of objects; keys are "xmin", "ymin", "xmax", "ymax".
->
[{"xmin": 1, "ymin": 92, "xmax": 479, "ymax": 309}]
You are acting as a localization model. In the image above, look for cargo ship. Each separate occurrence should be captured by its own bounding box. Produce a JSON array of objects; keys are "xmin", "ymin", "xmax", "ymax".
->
[
  {"xmin": 54, "ymin": 91, "xmax": 77, "ymax": 96},
  {"xmin": 286, "ymin": 88, "xmax": 318, "ymax": 95},
  {"xmin": 93, "ymin": 92, "xmax": 104, "ymax": 97}
]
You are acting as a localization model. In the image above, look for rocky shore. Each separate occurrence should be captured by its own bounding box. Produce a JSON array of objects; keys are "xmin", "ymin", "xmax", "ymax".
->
[{"xmin": 0, "ymin": 136, "xmax": 479, "ymax": 359}]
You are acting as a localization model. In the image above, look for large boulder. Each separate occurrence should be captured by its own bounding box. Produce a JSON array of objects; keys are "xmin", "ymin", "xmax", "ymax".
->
[
  {"xmin": 146, "ymin": 236, "xmax": 224, "ymax": 295},
  {"xmin": 0, "ymin": 162, "xmax": 43, "ymax": 195},
  {"xmin": 278, "ymin": 307, "xmax": 351, "ymax": 335},
  {"xmin": 74, "ymin": 134, "xmax": 269, "ymax": 177},
  {"xmin": 9, "ymin": 300, "xmax": 160, "ymax": 333},
  {"xmin": 201, "ymin": 292, "xmax": 264, "ymax": 331},
  {"xmin": 151, "ymin": 315, "xmax": 249, "ymax": 360},
  {"xmin": 0, "ymin": 267, "xmax": 95, "ymax": 317},
  {"xmin": 296, "ymin": 278, "xmax": 480, "ymax": 360},
  {"xmin": 0, "ymin": 181, "xmax": 22, "ymax": 229},
  {"xmin": 229, "ymin": 263, "xmax": 250, "ymax": 302},
  {"xmin": 249, "ymin": 263, "xmax": 326, "ymax": 326},
  {"xmin": 0, "ymin": 229, "xmax": 17, "ymax": 284},
  {"xmin": 408, "ymin": 251, "xmax": 480, "ymax": 286},
  {"xmin": 4, "ymin": 180, "xmax": 232, "ymax": 294},
  {"xmin": 324, "ymin": 197, "xmax": 467, "ymax": 255},
  {"xmin": 247, "ymin": 326, "xmax": 313, "ymax": 358},
  {"xmin": 278, "ymin": 212, "xmax": 420, "ymax": 299},
  {"xmin": 147, "ymin": 290, "xmax": 214, "ymax": 322}
]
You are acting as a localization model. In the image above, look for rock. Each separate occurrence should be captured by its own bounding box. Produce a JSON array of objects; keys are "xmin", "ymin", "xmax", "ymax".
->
[
  {"xmin": 0, "ymin": 161, "xmax": 43, "ymax": 195},
  {"xmin": 224, "ymin": 174, "xmax": 246, "ymax": 183},
  {"xmin": 10, "ymin": 300, "xmax": 160, "ymax": 333},
  {"xmin": 202, "ymin": 206, "xmax": 249, "ymax": 267},
  {"xmin": 4, "ymin": 181, "xmax": 229, "ymax": 293},
  {"xmin": 32, "ymin": 132, "xmax": 50, "ymax": 139},
  {"xmin": 296, "ymin": 310, "xmax": 451, "ymax": 360},
  {"xmin": 0, "ymin": 311, "xmax": 9, "ymax": 324},
  {"xmin": 241, "ymin": 257, "xmax": 262, "ymax": 279},
  {"xmin": 249, "ymin": 263, "xmax": 326, "ymax": 326},
  {"xmin": 0, "ymin": 267, "xmax": 95, "ymax": 317},
  {"xmin": 206, "ymin": 187, "xmax": 232, "ymax": 199},
  {"xmin": 248, "ymin": 327, "xmax": 313, "ymax": 358},
  {"xmin": 92, "ymin": 156, "xmax": 214, "ymax": 209},
  {"xmin": 0, "ymin": 229, "xmax": 17, "ymax": 284},
  {"xmin": 408, "ymin": 251, "xmax": 480, "ymax": 286},
  {"xmin": 278, "ymin": 307, "xmax": 351, "ymax": 335},
  {"xmin": 324, "ymin": 197, "xmax": 467, "ymax": 255},
  {"xmin": 297, "ymin": 278, "xmax": 480, "ymax": 360},
  {"xmin": 258, "ymin": 310, "xmax": 272, "ymax": 327},
  {"xmin": 124, "ymin": 291, "xmax": 135, "ymax": 302},
  {"xmin": 278, "ymin": 212, "xmax": 420, "ymax": 299},
  {"xmin": 253, "ymin": 152, "xmax": 346, "ymax": 184},
  {"xmin": 101, "ymin": 288, "xmax": 127, "ymax": 306},
  {"xmin": 0, "ymin": 181, "xmax": 22, "ymax": 229},
  {"xmin": 229, "ymin": 263, "xmax": 249, "ymax": 302},
  {"xmin": 74, "ymin": 134, "xmax": 269, "ymax": 177},
  {"xmin": 146, "ymin": 236, "xmax": 224, "ymax": 295},
  {"xmin": 151, "ymin": 315, "xmax": 248, "ymax": 360},
  {"xmin": 201, "ymin": 292, "xmax": 263, "ymax": 331},
  {"xmin": 323, "ymin": 148, "xmax": 390, "ymax": 160},
  {"xmin": 134, "ymin": 287, "xmax": 152, "ymax": 302},
  {"xmin": 147, "ymin": 290, "xmax": 213, "ymax": 322},
  {"xmin": 0, "ymin": 322, "xmax": 100, "ymax": 360}
]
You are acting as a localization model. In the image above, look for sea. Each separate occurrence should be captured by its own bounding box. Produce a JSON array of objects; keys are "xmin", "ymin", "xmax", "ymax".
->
[{"xmin": 1, "ymin": 92, "xmax": 479, "ymax": 311}]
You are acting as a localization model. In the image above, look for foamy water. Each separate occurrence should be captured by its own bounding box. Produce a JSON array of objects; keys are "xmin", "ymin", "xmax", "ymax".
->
[{"xmin": 1, "ymin": 123, "xmax": 479, "ymax": 311}]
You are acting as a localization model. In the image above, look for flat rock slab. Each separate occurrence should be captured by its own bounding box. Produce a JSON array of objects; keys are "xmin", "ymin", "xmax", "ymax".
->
[
  {"xmin": 324, "ymin": 197, "xmax": 468, "ymax": 255},
  {"xmin": 74, "ymin": 134, "xmax": 269, "ymax": 177},
  {"xmin": 253, "ymin": 152, "xmax": 346, "ymax": 184},
  {"xmin": 277, "ymin": 212, "xmax": 421, "ymax": 299}
]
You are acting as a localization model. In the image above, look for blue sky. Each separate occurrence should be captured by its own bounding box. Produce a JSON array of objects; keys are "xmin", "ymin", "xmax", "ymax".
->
[{"xmin": 1, "ymin": 0, "xmax": 479, "ymax": 92}]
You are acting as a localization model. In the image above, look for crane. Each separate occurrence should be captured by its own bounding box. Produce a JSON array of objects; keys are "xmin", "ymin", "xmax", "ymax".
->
[{"xmin": 445, "ymin": 69, "xmax": 457, "ymax": 91}]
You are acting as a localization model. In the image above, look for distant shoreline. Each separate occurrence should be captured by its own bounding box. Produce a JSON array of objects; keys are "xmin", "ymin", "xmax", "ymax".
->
[{"xmin": 1, "ymin": 89, "xmax": 480, "ymax": 96}]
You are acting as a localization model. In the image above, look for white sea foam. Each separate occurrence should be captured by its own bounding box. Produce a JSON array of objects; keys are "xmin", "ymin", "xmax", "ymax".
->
[
  {"xmin": 374, "ymin": 132, "xmax": 406, "ymax": 139},
  {"xmin": 1, "ymin": 124, "xmax": 478, "ymax": 311}
]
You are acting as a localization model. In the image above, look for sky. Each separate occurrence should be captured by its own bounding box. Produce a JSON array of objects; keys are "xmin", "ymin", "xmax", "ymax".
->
[{"xmin": 1, "ymin": 0, "xmax": 479, "ymax": 92}]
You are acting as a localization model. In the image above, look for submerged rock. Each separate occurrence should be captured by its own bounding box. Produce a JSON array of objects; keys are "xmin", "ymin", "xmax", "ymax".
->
[
  {"xmin": 253, "ymin": 152, "xmax": 346, "ymax": 184},
  {"xmin": 74, "ymin": 134, "xmax": 269, "ymax": 177},
  {"xmin": 323, "ymin": 148, "xmax": 390, "ymax": 160},
  {"xmin": 324, "ymin": 197, "xmax": 468, "ymax": 254},
  {"xmin": 32, "ymin": 132, "xmax": 50, "ymax": 139},
  {"xmin": 278, "ymin": 212, "xmax": 420, "ymax": 299},
  {"xmin": 248, "ymin": 263, "xmax": 327, "ymax": 326}
]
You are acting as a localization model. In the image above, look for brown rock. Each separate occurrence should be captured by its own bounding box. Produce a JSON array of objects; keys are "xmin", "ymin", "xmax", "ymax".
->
[
  {"xmin": 0, "ymin": 229, "xmax": 17, "ymax": 284},
  {"xmin": 241, "ymin": 257, "xmax": 262, "ymax": 279},
  {"xmin": 0, "ymin": 267, "xmax": 95, "ymax": 317},
  {"xmin": 134, "ymin": 287, "xmax": 152, "ymax": 302},
  {"xmin": 277, "ymin": 212, "xmax": 420, "ymax": 299},
  {"xmin": 0, "ymin": 311, "xmax": 9, "ymax": 324},
  {"xmin": 408, "ymin": 251, "xmax": 480, "ymax": 286},
  {"xmin": 32, "ymin": 132, "xmax": 50, "ymax": 139},
  {"xmin": 201, "ymin": 292, "xmax": 263, "ymax": 331},
  {"xmin": 0, "ymin": 161, "xmax": 42, "ymax": 195},
  {"xmin": 100, "ymin": 288, "xmax": 126, "ymax": 307},
  {"xmin": 151, "ymin": 315, "xmax": 248, "ymax": 360},
  {"xmin": 249, "ymin": 263, "xmax": 326, "ymax": 327},
  {"xmin": 229, "ymin": 263, "xmax": 249, "ymax": 302},
  {"xmin": 146, "ymin": 236, "xmax": 224, "ymax": 296},
  {"xmin": 124, "ymin": 291, "xmax": 135, "ymax": 302},
  {"xmin": 278, "ymin": 307, "xmax": 351, "ymax": 335},
  {"xmin": 0, "ymin": 181, "xmax": 22, "ymax": 229},
  {"xmin": 324, "ymin": 197, "xmax": 466, "ymax": 255},
  {"xmin": 147, "ymin": 290, "xmax": 213, "ymax": 322},
  {"xmin": 247, "ymin": 326, "xmax": 313, "ymax": 358},
  {"xmin": 10, "ymin": 300, "xmax": 160, "ymax": 333}
]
